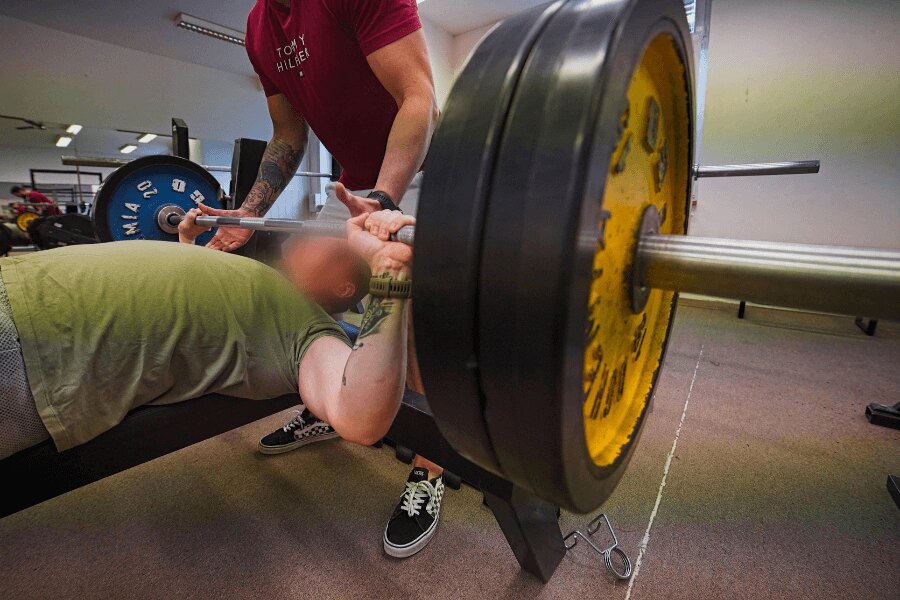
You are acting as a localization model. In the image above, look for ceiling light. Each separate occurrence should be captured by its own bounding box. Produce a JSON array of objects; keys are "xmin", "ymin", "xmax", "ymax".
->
[
  {"xmin": 56, "ymin": 136, "xmax": 73, "ymax": 147},
  {"xmin": 66, "ymin": 124, "xmax": 83, "ymax": 135},
  {"xmin": 137, "ymin": 133, "xmax": 158, "ymax": 144},
  {"xmin": 175, "ymin": 13, "xmax": 245, "ymax": 46},
  {"xmin": 119, "ymin": 144, "xmax": 138, "ymax": 154}
]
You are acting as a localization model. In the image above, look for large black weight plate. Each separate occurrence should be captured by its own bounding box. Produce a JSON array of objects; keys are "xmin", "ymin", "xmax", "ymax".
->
[
  {"xmin": 413, "ymin": 1, "xmax": 565, "ymax": 475},
  {"xmin": 478, "ymin": 0, "xmax": 694, "ymax": 512},
  {"xmin": 93, "ymin": 155, "xmax": 223, "ymax": 244},
  {"xmin": 31, "ymin": 214, "xmax": 97, "ymax": 250}
]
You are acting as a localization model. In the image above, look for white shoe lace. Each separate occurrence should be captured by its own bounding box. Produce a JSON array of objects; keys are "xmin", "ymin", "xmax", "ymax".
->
[
  {"xmin": 400, "ymin": 480, "xmax": 438, "ymax": 517},
  {"xmin": 283, "ymin": 410, "xmax": 306, "ymax": 433}
]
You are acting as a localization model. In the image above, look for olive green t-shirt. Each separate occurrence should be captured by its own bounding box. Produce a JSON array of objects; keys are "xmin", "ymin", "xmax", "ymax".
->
[{"xmin": 0, "ymin": 241, "xmax": 347, "ymax": 451}]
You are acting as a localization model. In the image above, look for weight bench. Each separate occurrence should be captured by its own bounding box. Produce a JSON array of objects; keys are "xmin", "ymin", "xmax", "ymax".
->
[
  {"xmin": 0, "ymin": 393, "xmax": 300, "ymax": 518},
  {"xmin": 0, "ymin": 320, "xmax": 567, "ymax": 581},
  {"xmin": 0, "ymin": 389, "xmax": 567, "ymax": 581}
]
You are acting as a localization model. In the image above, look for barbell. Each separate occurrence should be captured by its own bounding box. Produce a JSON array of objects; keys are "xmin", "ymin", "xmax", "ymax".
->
[{"xmin": 90, "ymin": 0, "xmax": 899, "ymax": 512}]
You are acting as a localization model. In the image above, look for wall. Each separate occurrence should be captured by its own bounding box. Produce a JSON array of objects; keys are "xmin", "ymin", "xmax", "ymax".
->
[
  {"xmin": 445, "ymin": 2, "xmax": 899, "ymax": 250},
  {"xmin": 0, "ymin": 14, "xmax": 270, "ymax": 146},
  {"xmin": 0, "ymin": 146, "xmax": 113, "ymax": 185},
  {"xmin": 451, "ymin": 22, "xmax": 497, "ymax": 72},
  {"xmin": 693, "ymin": 0, "xmax": 899, "ymax": 248},
  {"xmin": 422, "ymin": 18, "xmax": 455, "ymax": 109}
]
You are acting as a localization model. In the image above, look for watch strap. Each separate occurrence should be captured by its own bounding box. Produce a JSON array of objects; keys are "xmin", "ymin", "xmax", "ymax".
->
[
  {"xmin": 367, "ymin": 190, "xmax": 401, "ymax": 212},
  {"xmin": 368, "ymin": 276, "xmax": 412, "ymax": 299}
]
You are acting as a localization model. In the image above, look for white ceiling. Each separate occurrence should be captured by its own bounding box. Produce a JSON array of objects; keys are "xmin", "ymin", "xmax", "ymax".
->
[
  {"xmin": 0, "ymin": 0, "xmax": 257, "ymax": 76},
  {"xmin": 0, "ymin": 1, "xmax": 547, "ymax": 75},
  {"xmin": 418, "ymin": 0, "xmax": 549, "ymax": 35}
]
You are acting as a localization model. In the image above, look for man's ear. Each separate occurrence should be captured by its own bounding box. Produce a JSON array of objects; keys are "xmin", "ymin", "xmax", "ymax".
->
[{"xmin": 334, "ymin": 280, "xmax": 356, "ymax": 301}]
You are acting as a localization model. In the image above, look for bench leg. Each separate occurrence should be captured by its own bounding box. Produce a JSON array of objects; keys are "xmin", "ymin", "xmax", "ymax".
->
[{"xmin": 483, "ymin": 485, "xmax": 566, "ymax": 583}]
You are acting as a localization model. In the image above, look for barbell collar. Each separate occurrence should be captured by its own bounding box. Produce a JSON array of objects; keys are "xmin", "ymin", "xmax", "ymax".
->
[
  {"xmin": 694, "ymin": 160, "xmax": 820, "ymax": 178},
  {"xmin": 173, "ymin": 214, "xmax": 416, "ymax": 246},
  {"xmin": 637, "ymin": 234, "xmax": 900, "ymax": 320}
]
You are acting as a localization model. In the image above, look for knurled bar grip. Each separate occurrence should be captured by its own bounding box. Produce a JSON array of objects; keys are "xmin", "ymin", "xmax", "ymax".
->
[{"xmin": 174, "ymin": 214, "xmax": 416, "ymax": 246}]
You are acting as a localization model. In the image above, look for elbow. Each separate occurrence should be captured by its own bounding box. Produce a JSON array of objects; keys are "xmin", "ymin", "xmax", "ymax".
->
[
  {"xmin": 430, "ymin": 102, "xmax": 441, "ymax": 131},
  {"xmin": 348, "ymin": 430, "xmax": 387, "ymax": 448},
  {"xmin": 426, "ymin": 93, "xmax": 441, "ymax": 130},
  {"xmin": 339, "ymin": 422, "xmax": 390, "ymax": 447},
  {"xmin": 329, "ymin": 407, "xmax": 393, "ymax": 446}
]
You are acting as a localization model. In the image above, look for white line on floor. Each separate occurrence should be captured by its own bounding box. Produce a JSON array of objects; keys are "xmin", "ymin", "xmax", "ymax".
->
[{"xmin": 625, "ymin": 344, "xmax": 705, "ymax": 600}]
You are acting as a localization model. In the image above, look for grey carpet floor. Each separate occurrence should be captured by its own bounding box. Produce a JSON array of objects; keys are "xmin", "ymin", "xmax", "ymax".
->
[{"xmin": 1, "ymin": 303, "xmax": 898, "ymax": 600}]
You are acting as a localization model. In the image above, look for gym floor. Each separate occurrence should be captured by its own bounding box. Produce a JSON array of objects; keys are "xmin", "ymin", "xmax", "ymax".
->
[{"xmin": 1, "ymin": 302, "xmax": 897, "ymax": 600}]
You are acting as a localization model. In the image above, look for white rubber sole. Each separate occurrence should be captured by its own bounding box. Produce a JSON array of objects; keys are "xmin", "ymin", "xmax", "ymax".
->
[
  {"xmin": 257, "ymin": 431, "xmax": 340, "ymax": 455},
  {"xmin": 383, "ymin": 514, "xmax": 440, "ymax": 559}
]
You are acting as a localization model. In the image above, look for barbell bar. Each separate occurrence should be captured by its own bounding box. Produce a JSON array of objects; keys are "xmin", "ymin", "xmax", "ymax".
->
[
  {"xmin": 161, "ymin": 211, "xmax": 417, "ymax": 246},
  {"xmin": 694, "ymin": 160, "xmax": 820, "ymax": 178},
  {"xmin": 168, "ymin": 210, "xmax": 899, "ymax": 321}
]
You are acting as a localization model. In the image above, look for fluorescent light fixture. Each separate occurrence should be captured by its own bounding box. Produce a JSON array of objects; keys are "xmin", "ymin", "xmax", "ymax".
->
[
  {"xmin": 56, "ymin": 136, "xmax": 73, "ymax": 147},
  {"xmin": 137, "ymin": 133, "xmax": 158, "ymax": 143},
  {"xmin": 66, "ymin": 124, "xmax": 83, "ymax": 135},
  {"xmin": 175, "ymin": 13, "xmax": 245, "ymax": 46},
  {"xmin": 119, "ymin": 144, "xmax": 138, "ymax": 154}
]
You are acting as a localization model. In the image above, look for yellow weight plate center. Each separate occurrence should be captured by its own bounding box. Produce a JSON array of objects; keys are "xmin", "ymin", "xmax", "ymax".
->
[{"xmin": 583, "ymin": 34, "xmax": 690, "ymax": 468}]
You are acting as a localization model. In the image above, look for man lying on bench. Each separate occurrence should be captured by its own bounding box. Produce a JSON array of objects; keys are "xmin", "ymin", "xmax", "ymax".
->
[{"xmin": 0, "ymin": 209, "xmax": 413, "ymax": 463}]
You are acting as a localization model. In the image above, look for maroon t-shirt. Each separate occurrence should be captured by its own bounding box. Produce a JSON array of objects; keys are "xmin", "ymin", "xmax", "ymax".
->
[
  {"xmin": 246, "ymin": 0, "xmax": 421, "ymax": 190},
  {"xmin": 23, "ymin": 191, "xmax": 61, "ymax": 216}
]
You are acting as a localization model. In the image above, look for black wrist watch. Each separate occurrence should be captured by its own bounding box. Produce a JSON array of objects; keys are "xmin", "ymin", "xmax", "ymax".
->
[{"xmin": 367, "ymin": 190, "xmax": 401, "ymax": 212}]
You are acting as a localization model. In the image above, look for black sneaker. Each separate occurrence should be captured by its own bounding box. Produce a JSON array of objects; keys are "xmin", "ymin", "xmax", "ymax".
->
[
  {"xmin": 257, "ymin": 408, "xmax": 339, "ymax": 455},
  {"xmin": 383, "ymin": 467, "xmax": 445, "ymax": 558}
]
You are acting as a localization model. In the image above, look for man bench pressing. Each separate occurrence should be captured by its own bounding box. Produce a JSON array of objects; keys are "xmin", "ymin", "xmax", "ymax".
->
[{"xmin": 0, "ymin": 209, "xmax": 411, "ymax": 461}]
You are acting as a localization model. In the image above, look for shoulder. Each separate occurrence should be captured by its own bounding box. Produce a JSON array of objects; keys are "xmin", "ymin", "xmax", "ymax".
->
[
  {"xmin": 245, "ymin": 0, "xmax": 269, "ymax": 46},
  {"xmin": 324, "ymin": 0, "xmax": 419, "ymax": 25},
  {"xmin": 246, "ymin": 0, "xmax": 267, "ymax": 28}
]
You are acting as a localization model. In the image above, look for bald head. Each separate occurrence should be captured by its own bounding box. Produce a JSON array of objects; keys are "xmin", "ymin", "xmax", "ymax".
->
[{"xmin": 281, "ymin": 236, "xmax": 370, "ymax": 315}]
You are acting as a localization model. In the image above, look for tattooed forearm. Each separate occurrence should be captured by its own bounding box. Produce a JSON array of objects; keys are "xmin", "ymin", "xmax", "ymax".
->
[
  {"xmin": 357, "ymin": 297, "xmax": 395, "ymax": 341},
  {"xmin": 340, "ymin": 296, "xmax": 394, "ymax": 387},
  {"xmin": 240, "ymin": 136, "xmax": 305, "ymax": 216}
]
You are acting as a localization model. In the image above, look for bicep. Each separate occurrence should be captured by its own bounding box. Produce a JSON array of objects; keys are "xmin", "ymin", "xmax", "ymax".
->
[
  {"xmin": 266, "ymin": 93, "xmax": 308, "ymax": 144},
  {"xmin": 366, "ymin": 30, "xmax": 436, "ymax": 108},
  {"xmin": 297, "ymin": 335, "xmax": 351, "ymax": 423}
]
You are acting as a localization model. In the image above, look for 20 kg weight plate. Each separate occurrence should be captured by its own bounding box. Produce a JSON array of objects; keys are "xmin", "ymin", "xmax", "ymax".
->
[
  {"xmin": 92, "ymin": 155, "xmax": 223, "ymax": 244},
  {"xmin": 478, "ymin": 0, "xmax": 694, "ymax": 512}
]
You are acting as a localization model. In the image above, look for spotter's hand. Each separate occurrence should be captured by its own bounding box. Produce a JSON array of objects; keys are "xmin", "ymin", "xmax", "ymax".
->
[
  {"xmin": 335, "ymin": 183, "xmax": 382, "ymax": 217},
  {"xmin": 201, "ymin": 203, "xmax": 255, "ymax": 252}
]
